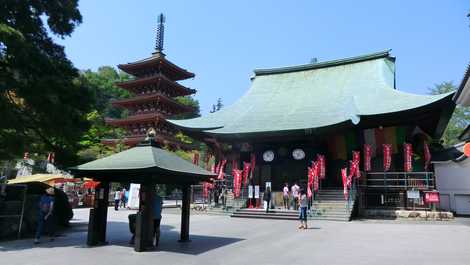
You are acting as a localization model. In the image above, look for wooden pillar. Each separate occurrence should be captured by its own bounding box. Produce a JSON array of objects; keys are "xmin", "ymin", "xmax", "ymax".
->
[
  {"xmin": 87, "ymin": 181, "xmax": 109, "ymax": 246},
  {"xmin": 135, "ymin": 183, "xmax": 155, "ymax": 252},
  {"xmin": 179, "ymin": 184, "xmax": 191, "ymax": 242}
]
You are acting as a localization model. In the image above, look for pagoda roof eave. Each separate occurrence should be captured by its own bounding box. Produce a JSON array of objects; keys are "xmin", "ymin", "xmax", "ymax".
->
[
  {"xmin": 118, "ymin": 53, "xmax": 194, "ymax": 81},
  {"xmin": 105, "ymin": 113, "xmax": 168, "ymax": 126},
  {"xmin": 111, "ymin": 93, "xmax": 196, "ymax": 113},
  {"xmin": 115, "ymin": 73, "xmax": 196, "ymax": 96}
]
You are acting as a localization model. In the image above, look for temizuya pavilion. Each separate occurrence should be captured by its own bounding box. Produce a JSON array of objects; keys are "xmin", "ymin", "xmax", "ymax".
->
[{"xmin": 70, "ymin": 135, "xmax": 215, "ymax": 252}]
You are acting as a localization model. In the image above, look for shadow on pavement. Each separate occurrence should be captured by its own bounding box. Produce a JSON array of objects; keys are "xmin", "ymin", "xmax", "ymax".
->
[{"xmin": 0, "ymin": 220, "xmax": 244, "ymax": 255}]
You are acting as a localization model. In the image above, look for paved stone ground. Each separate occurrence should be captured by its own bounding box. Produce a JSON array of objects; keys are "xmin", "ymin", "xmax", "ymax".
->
[{"xmin": 1, "ymin": 208, "xmax": 470, "ymax": 265}]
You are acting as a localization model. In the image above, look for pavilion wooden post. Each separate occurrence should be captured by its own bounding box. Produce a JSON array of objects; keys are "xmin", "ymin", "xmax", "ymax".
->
[
  {"xmin": 179, "ymin": 184, "xmax": 191, "ymax": 242},
  {"xmin": 87, "ymin": 181, "xmax": 109, "ymax": 246},
  {"xmin": 135, "ymin": 183, "xmax": 155, "ymax": 252}
]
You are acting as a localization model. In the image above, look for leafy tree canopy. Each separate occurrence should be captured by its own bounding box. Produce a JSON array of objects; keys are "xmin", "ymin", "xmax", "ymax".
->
[
  {"xmin": 0, "ymin": 0, "xmax": 94, "ymax": 166},
  {"xmin": 428, "ymin": 81, "xmax": 470, "ymax": 146}
]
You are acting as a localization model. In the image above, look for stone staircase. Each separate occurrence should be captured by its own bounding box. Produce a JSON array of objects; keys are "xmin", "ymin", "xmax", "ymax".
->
[
  {"xmin": 311, "ymin": 189, "xmax": 355, "ymax": 221},
  {"xmin": 231, "ymin": 189, "xmax": 356, "ymax": 222}
]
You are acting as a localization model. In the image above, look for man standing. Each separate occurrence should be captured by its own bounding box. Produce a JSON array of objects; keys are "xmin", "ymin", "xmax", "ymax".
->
[
  {"xmin": 291, "ymin": 182, "xmax": 300, "ymax": 210},
  {"xmin": 120, "ymin": 188, "xmax": 127, "ymax": 208},
  {"xmin": 114, "ymin": 189, "xmax": 121, "ymax": 211},
  {"xmin": 283, "ymin": 183, "xmax": 290, "ymax": 209},
  {"xmin": 34, "ymin": 187, "xmax": 55, "ymax": 244},
  {"xmin": 153, "ymin": 193, "xmax": 163, "ymax": 247}
]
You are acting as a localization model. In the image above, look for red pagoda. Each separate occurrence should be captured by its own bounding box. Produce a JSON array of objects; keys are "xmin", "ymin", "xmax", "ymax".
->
[{"xmin": 104, "ymin": 14, "xmax": 196, "ymax": 148}]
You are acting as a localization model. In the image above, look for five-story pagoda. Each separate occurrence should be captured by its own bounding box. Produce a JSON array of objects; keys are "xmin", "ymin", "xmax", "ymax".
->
[{"xmin": 104, "ymin": 14, "xmax": 196, "ymax": 148}]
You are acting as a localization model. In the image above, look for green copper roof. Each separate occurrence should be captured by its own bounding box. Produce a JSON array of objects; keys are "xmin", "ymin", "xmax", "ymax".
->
[
  {"xmin": 169, "ymin": 50, "xmax": 453, "ymax": 136},
  {"xmin": 70, "ymin": 143, "xmax": 215, "ymax": 183}
]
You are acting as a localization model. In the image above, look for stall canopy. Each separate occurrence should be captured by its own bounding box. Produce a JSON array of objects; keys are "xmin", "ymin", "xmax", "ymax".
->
[{"xmin": 8, "ymin": 174, "xmax": 72, "ymax": 185}]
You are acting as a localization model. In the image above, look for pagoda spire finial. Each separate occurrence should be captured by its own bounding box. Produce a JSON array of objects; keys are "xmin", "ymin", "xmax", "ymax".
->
[{"xmin": 155, "ymin": 13, "xmax": 165, "ymax": 53}]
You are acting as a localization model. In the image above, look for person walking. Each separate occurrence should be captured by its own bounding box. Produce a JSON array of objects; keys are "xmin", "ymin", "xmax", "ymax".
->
[
  {"xmin": 34, "ymin": 187, "xmax": 55, "ymax": 244},
  {"xmin": 120, "ymin": 188, "xmax": 127, "ymax": 208},
  {"xmin": 263, "ymin": 186, "xmax": 272, "ymax": 213},
  {"xmin": 114, "ymin": 189, "xmax": 121, "ymax": 211},
  {"xmin": 282, "ymin": 183, "xmax": 289, "ymax": 209},
  {"xmin": 291, "ymin": 182, "xmax": 300, "ymax": 210},
  {"xmin": 153, "ymin": 193, "xmax": 163, "ymax": 247},
  {"xmin": 298, "ymin": 189, "xmax": 308, "ymax": 229}
]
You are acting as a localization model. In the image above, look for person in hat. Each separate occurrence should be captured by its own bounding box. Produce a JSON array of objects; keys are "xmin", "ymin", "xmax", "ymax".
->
[{"xmin": 34, "ymin": 187, "xmax": 55, "ymax": 244}]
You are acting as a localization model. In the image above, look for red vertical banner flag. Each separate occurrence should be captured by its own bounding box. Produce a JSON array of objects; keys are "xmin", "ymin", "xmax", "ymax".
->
[
  {"xmin": 363, "ymin": 144, "xmax": 372, "ymax": 171},
  {"xmin": 312, "ymin": 161, "xmax": 319, "ymax": 192},
  {"xmin": 250, "ymin": 153, "xmax": 256, "ymax": 177},
  {"xmin": 192, "ymin": 152, "xmax": 200, "ymax": 165},
  {"xmin": 424, "ymin": 142, "xmax": 431, "ymax": 171},
  {"xmin": 341, "ymin": 168, "xmax": 349, "ymax": 200},
  {"xmin": 317, "ymin": 154, "xmax": 326, "ymax": 179},
  {"xmin": 242, "ymin": 162, "xmax": 251, "ymax": 187},
  {"xmin": 404, "ymin": 143, "xmax": 413, "ymax": 172},
  {"xmin": 307, "ymin": 167, "xmax": 313, "ymax": 188},
  {"xmin": 352, "ymin": 151, "xmax": 361, "ymax": 178},
  {"xmin": 383, "ymin": 144, "xmax": 392, "ymax": 171},
  {"xmin": 232, "ymin": 169, "xmax": 242, "ymax": 198},
  {"xmin": 217, "ymin": 159, "xmax": 227, "ymax": 180}
]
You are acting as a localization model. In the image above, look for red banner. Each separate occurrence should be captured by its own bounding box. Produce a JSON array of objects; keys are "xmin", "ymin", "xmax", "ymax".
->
[
  {"xmin": 383, "ymin": 144, "xmax": 392, "ymax": 171},
  {"xmin": 307, "ymin": 186, "xmax": 312, "ymax": 198},
  {"xmin": 341, "ymin": 168, "xmax": 349, "ymax": 200},
  {"xmin": 192, "ymin": 152, "xmax": 200, "ymax": 165},
  {"xmin": 307, "ymin": 166, "xmax": 313, "ymax": 188},
  {"xmin": 242, "ymin": 162, "xmax": 251, "ymax": 187},
  {"xmin": 317, "ymin": 154, "xmax": 326, "ymax": 179},
  {"xmin": 404, "ymin": 143, "xmax": 413, "ymax": 172},
  {"xmin": 424, "ymin": 142, "xmax": 431, "ymax": 171},
  {"xmin": 364, "ymin": 144, "xmax": 372, "ymax": 171},
  {"xmin": 232, "ymin": 169, "xmax": 243, "ymax": 198},
  {"xmin": 312, "ymin": 161, "xmax": 319, "ymax": 192},
  {"xmin": 349, "ymin": 160, "xmax": 360, "ymax": 179},
  {"xmin": 217, "ymin": 159, "xmax": 227, "ymax": 180},
  {"xmin": 250, "ymin": 153, "xmax": 256, "ymax": 176},
  {"xmin": 352, "ymin": 151, "xmax": 361, "ymax": 178}
]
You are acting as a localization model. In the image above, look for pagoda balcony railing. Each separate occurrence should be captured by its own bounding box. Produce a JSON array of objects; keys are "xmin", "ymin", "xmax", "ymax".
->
[{"xmin": 361, "ymin": 172, "xmax": 434, "ymax": 190}]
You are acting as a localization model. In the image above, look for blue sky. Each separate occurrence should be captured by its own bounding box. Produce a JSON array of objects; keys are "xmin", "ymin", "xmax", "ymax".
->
[{"xmin": 55, "ymin": 0, "xmax": 470, "ymax": 114}]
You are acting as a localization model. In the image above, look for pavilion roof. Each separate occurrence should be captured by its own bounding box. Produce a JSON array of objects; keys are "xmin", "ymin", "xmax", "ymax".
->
[
  {"xmin": 70, "ymin": 142, "xmax": 215, "ymax": 184},
  {"xmin": 169, "ymin": 50, "xmax": 454, "ymax": 138}
]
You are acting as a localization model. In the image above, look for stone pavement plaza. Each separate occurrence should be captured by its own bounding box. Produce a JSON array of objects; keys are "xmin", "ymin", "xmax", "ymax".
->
[{"xmin": 1, "ymin": 208, "xmax": 470, "ymax": 265}]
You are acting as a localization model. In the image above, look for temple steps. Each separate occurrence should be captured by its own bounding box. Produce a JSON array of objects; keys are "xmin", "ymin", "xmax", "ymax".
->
[{"xmin": 230, "ymin": 189, "xmax": 355, "ymax": 222}]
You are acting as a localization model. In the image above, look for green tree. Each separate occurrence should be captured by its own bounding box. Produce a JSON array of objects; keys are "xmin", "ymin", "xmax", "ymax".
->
[
  {"xmin": 174, "ymin": 95, "xmax": 200, "ymax": 119},
  {"xmin": 428, "ymin": 81, "xmax": 470, "ymax": 146},
  {"xmin": 0, "ymin": 1, "xmax": 94, "ymax": 166},
  {"xmin": 76, "ymin": 67, "xmax": 130, "ymax": 162}
]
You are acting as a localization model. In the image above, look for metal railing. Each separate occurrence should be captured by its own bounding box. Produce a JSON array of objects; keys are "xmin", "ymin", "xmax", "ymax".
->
[{"xmin": 364, "ymin": 172, "xmax": 434, "ymax": 190}]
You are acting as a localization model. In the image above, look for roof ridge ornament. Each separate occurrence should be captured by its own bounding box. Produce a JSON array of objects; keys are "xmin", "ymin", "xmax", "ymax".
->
[{"xmin": 154, "ymin": 13, "xmax": 165, "ymax": 54}]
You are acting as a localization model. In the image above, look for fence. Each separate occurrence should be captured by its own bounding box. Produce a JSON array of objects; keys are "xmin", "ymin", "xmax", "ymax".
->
[{"xmin": 363, "ymin": 172, "xmax": 434, "ymax": 190}]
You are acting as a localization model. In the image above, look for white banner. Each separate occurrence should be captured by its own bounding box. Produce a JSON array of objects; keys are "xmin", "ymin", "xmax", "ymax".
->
[
  {"xmin": 254, "ymin": 185, "xmax": 260, "ymax": 199},
  {"xmin": 128, "ymin": 183, "xmax": 141, "ymax": 209},
  {"xmin": 248, "ymin": 185, "xmax": 253, "ymax": 198}
]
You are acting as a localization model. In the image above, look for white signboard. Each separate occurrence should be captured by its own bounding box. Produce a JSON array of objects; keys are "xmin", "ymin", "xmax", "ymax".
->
[
  {"xmin": 128, "ymin": 183, "xmax": 141, "ymax": 209},
  {"xmin": 254, "ymin": 185, "xmax": 260, "ymax": 199},
  {"xmin": 248, "ymin": 185, "xmax": 253, "ymax": 198},
  {"xmin": 407, "ymin": 190, "xmax": 420, "ymax": 199},
  {"xmin": 265, "ymin": 182, "xmax": 271, "ymax": 189}
]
